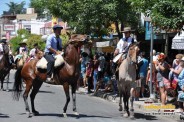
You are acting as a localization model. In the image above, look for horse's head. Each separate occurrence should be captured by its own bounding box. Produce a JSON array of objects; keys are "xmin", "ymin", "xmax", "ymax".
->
[
  {"xmin": 35, "ymin": 50, "xmax": 44, "ymax": 59},
  {"xmin": 69, "ymin": 34, "xmax": 90, "ymax": 48},
  {"xmin": 128, "ymin": 42, "xmax": 140, "ymax": 63},
  {"xmin": 3, "ymin": 44, "xmax": 9, "ymax": 55}
]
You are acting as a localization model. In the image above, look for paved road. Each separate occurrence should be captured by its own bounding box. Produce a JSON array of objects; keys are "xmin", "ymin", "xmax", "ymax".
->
[{"xmin": 0, "ymin": 70, "xmax": 177, "ymax": 122}]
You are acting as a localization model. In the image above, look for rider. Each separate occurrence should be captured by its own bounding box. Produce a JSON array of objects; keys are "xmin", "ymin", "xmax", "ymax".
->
[
  {"xmin": 29, "ymin": 43, "xmax": 39, "ymax": 59},
  {"xmin": 44, "ymin": 24, "xmax": 63, "ymax": 81},
  {"xmin": 113, "ymin": 27, "xmax": 136, "ymax": 63},
  {"xmin": 14, "ymin": 39, "xmax": 28, "ymax": 65},
  {"xmin": 0, "ymin": 37, "xmax": 15, "ymax": 67}
]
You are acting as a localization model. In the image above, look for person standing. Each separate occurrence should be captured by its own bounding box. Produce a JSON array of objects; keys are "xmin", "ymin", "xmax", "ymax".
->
[
  {"xmin": 139, "ymin": 52, "xmax": 148, "ymax": 98},
  {"xmin": 44, "ymin": 24, "xmax": 63, "ymax": 81}
]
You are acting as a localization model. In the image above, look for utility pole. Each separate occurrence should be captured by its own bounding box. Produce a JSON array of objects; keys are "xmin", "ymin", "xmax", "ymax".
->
[{"xmin": 150, "ymin": 23, "xmax": 155, "ymax": 100}]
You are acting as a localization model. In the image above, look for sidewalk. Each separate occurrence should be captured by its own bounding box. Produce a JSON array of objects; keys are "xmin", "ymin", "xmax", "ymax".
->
[{"xmin": 77, "ymin": 87, "xmax": 181, "ymax": 121}]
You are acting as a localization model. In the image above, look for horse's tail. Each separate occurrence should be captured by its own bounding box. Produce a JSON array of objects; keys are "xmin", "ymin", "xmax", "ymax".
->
[{"xmin": 13, "ymin": 67, "xmax": 23, "ymax": 101}]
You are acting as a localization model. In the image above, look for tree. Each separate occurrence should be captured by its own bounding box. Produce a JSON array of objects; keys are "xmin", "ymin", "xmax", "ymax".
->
[
  {"xmin": 33, "ymin": 0, "xmax": 140, "ymax": 38},
  {"xmin": 127, "ymin": 0, "xmax": 184, "ymax": 31},
  {"xmin": 30, "ymin": 0, "xmax": 47, "ymax": 18},
  {"xmin": 6, "ymin": 1, "xmax": 26, "ymax": 15}
]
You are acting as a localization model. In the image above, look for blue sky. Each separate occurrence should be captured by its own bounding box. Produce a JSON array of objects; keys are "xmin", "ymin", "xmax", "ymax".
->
[{"xmin": 0, "ymin": 0, "xmax": 30, "ymax": 15}]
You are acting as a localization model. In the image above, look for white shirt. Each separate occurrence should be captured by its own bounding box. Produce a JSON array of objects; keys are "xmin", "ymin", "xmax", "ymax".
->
[
  {"xmin": 29, "ymin": 48, "xmax": 36, "ymax": 57},
  {"xmin": 0, "ymin": 44, "xmax": 3, "ymax": 53},
  {"xmin": 116, "ymin": 37, "xmax": 134, "ymax": 54}
]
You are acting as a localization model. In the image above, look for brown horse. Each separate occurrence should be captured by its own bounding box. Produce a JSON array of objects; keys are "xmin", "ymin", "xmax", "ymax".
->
[
  {"xmin": 0, "ymin": 43, "xmax": 11, "ymax": 91},
  {"xmin": 13, "ymin": 34, "xmax": 89, "ymax": 117},
  {"xmin": 118, "ymin": 42, "xmax": 140, "ymax": 118}
]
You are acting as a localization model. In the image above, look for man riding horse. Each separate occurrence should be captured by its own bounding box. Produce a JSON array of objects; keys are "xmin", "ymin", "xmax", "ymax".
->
[
  {"xmin": 113, "ymin": 27, "xmax": 136, "ymax": 63},
  {"xmin": 0, "ymin": 37, "xmax": 15, "ymax": 67},
  {"xmin": 44, "ymin": 24, "xmax": 63, "ymax": 82}
]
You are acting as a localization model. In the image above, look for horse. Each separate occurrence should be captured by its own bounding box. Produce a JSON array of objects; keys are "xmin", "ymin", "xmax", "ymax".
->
[
  {"xmin": 0, "ymin": 43, "xmax": 11, "ymax": 91},
  {"xmin": 118, "ymin": 42, "xmax": 140, "ymax": 118},
  {"xmin": 12, "ymin": 34, "xmax": 89, "ymax": 117}
]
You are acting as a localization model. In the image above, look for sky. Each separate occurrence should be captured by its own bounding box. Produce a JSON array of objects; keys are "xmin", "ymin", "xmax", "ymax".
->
[{"xmin": 0, "ymin": 0, "xmax": 30, "ymax": 15}]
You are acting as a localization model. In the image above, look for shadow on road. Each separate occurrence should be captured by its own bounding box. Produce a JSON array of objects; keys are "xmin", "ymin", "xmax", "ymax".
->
[
  {"xmin": 0, "ymin": 113, "xmax": 10, "ymax": 118},
  {"xmin": 32, "ymin": 113, "xmax": 112, "ymax": 119},
  {"xmin": 38, "ymin": 90, "xmax": 55, "ymax": 94},
  {"xmin": 134, "ymin": 113, "xmax": 158, "ymax": 120}
]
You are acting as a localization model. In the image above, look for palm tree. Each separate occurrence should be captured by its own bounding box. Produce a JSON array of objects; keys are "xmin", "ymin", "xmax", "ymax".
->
[{"xmin": 6, "ymin": 1, "xmax": 26, "ymax": 15}]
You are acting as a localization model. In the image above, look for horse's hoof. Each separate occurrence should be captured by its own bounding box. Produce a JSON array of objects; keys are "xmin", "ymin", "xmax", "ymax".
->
[
  {"xmin": 130, "ymin": 115, "xmax": 135, "ymax": 120},
  {"xmin": 74, "ymin": 112, "xmax": 79, "ymax": 116},
  {"xmin": 32, "ymin": 111, "xmax": 39, "ymax": 116},
  {"xmin": 119, "ymin": 106, "xmax": 123, "ymax": 111},
  {"xmin": 123, "ymin": 113, "xmax": 129, "ymax": 118},
  {"xmin": 63, "ymin": 113, "xmax": 67, "ymax": 118},
  {"xmin": 6, "ymin": 89, "xmax": 9, "ymax": 92}
]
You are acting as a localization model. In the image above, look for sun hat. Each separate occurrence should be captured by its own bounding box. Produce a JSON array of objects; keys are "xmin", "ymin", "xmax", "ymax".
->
[
  {"xmin": 121, "ymin": 27, "xmax": 134, "ymax": 33},
  {"xmin": 19, "ymin": 39, "xmax": 27, "ymax": 45}
]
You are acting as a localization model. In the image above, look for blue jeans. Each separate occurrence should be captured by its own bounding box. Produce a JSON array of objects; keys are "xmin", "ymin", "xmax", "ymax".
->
[{"xmin": 93, "ymin": 70, "xmax": 98, "ymax": 91}]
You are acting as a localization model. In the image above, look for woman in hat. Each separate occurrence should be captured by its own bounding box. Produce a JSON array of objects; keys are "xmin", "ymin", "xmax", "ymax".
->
[{"xmin": 155, "ymin": 53, "xmax": 170, "ymax": 105}]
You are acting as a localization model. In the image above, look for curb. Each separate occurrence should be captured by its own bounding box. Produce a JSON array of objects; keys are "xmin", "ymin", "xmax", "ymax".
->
[{"xmin": 77, "ymin": 87, "xmax": 181, "ymax": 121}]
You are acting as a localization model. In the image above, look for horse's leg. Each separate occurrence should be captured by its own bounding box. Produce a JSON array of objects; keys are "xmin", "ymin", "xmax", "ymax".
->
[
  {"xmin": 118, "ymin": 89, "xmax": 123, "ymax": 111},
  {"xmin": 71, "ymin": 84, "xmax": 79, "ymax": 116},
  {"xmin": 23, "ymin": 80, "xmax": 32, "ymax": 117},
  {"xmin": 63, "ymin": 82, "xmax": 70, "ymax": 118},
  {"xmin": 130, "ymin": 88, "xmax": 135, "ymax": 118},
  {"xmin": 30, "ymin": 78, "xmax": 43, "ymax": 116},
  {"xmin": 6, "ymin": 71, "xmax": 10, "ymax": 92},
  {"xmin": 123, "ymin": 93, "xmax": 129, "ymax": 117}
]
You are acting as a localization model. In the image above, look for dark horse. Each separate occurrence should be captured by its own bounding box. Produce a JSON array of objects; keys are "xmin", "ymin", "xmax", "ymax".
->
[
  {"xmin": 118, "ymin": 42, "xmax": 140, "ymax": 118},
  {"xmin": 13, "ymin": 34, "xmax": 89, "ymax": 117},
  {"xmin": 0, "ymin": 43, "xmax": 11, "ymax": 91}
]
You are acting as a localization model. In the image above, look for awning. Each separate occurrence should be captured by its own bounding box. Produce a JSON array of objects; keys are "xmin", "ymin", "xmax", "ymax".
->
[
  {"xmin": 172, "ymin": 31, "xmax": 184, "ymax": 50},
  {"xmin": 95, "ymin": 41, "xmax": 110, "ymax": 47}
]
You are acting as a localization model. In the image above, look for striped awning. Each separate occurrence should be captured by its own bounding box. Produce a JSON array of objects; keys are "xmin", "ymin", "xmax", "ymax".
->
[{"xmin": 172, "ymin": 32, "xmax": 184, "ymax": 50}]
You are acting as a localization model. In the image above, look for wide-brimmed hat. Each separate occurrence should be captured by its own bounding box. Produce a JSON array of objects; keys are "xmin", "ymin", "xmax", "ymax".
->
[
  {"xmin": 121, "ymin": 27, "xmax": 134, "ymax": 33},
  {"xmin": 19, "ymin": 39, "xmax": 27, "ymax": 45},
  {"xmin": 157, "ymin": 53, "xmax": 165, "ymax": 60},
  {"xmin": 1, "ymin": 37, "xmax": 7, "ymax": 40},
  {"xmin": 53, "ymin": 24, "xmax": 63, "ymax": 30}
]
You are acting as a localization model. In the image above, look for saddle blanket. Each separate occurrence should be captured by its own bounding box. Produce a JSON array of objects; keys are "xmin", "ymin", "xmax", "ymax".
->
[
  {"xmin": 113, "ymin": 53, "xmax": 126, "ymax": 63},
  {"xmin": 36, "ymin": 54, "xmax": 65, "ymax": 69},
  {"xmin": 14, "ymin": 54, "xmax": 23, "ymax": 62}
]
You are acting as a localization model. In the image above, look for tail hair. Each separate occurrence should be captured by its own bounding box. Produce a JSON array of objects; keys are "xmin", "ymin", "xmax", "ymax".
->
[{"xmin": 12, "ymin": 67, "xmax": 23, "ymax": 101}]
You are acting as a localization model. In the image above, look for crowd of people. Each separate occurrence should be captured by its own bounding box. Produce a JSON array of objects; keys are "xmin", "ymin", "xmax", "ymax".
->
[{"xmin": 78, "ymin": 48, "xmax": 184, "ymax": 113}]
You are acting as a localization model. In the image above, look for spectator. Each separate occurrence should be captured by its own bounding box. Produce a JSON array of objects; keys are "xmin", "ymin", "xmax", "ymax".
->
[
  {"xmin": 174, "ymin": 57, "xmax": 184, "ymax": 113},
  {"xmin": 139, "ymin": 52, "xmax": 149, "ymax": 98},
  {"xmin": 93, "ymin": 54, "xmax": 99, "ymax": 92},
  {"xmin": 86, "ymin": 55, "xmax": 94, "ymax": 94},
  {"xmin": 146, "ymin": 63, "xmax": 157, "ymax": 97},
  {"xmin": 80, "ymin": 52, "xmax": 88, "ymax": 88},
  {"xmin": 155, "ymin": 53, "xmax": 170, "ymax": 105}
]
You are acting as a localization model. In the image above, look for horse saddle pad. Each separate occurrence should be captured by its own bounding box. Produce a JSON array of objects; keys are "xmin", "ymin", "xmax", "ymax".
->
[
  {"xmin": 36, "ymin": 55, "xmax": 65, "ymax": 69},
  {"xmin": 113, "ymin": 53, "xmax": 123, "ymax": 63}
]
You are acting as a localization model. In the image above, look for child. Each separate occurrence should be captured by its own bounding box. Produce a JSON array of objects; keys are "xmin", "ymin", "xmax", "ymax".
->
[{"xmin": 146, "ymin": 63, "xmax": 157, "ymax": 96}]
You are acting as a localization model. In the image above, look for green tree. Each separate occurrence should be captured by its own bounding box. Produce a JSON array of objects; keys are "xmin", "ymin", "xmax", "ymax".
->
[
  {"xmin": 33, "ymin": 0, "xmax": 140, "ymax": 38},
  {"xmin": 30, "ymin": 0, "xmax": 47, "ymax": 18},
  {"xmin": 127, "ymin": 0, "xmax": 184, "ymax": 30},
  {"xmin": 26, "ymin": 34, "xmax": 45, "ymax": 51},
  {"xmin": 6, "ymin": 1, "xmax": 26, "ymax": 15}
]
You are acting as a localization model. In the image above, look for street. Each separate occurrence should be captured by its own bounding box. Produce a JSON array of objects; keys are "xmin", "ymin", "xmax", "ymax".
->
[{"xmin": 0, "ymin": 71, "xmax": 177, "ymax": 122}]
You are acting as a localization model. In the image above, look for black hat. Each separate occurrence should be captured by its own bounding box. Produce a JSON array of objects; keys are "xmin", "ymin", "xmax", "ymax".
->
[{"xmin": 53, "ymin": 24, "xmax": 63, "ymax": 30}]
